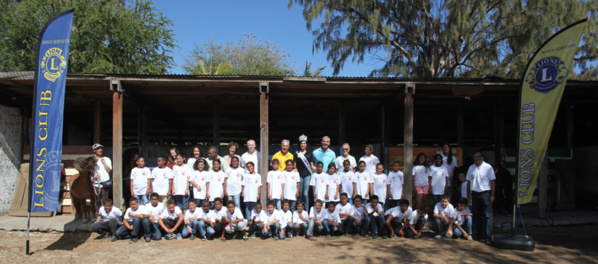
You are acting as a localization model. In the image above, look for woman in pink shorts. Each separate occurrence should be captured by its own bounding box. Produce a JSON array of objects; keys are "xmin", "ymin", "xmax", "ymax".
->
[{"xmin": 412, "ymin": 153, "xmax": 431, "ymax": 211}]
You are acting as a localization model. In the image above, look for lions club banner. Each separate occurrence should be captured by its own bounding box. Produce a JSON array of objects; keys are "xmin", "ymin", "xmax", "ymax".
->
[
  {"xmin": 29, "ymin": 10, "xmax": 74, "ymax": 212},
  {"xmin": 517, "ymin": 19, "xmax": 587, "ymax": 205}
]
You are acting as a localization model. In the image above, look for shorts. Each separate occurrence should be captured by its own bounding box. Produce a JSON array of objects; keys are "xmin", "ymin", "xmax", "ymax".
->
[{"xmin": 415, "ymin": 185, "xmax": 429, "ymax": 194}]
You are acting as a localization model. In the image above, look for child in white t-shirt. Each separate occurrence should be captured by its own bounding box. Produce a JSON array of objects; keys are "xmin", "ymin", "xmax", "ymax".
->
[
  {"xmin": 292, "ymin": 201, "xmax": 309, "ymax": 237},
  {"xmin": 91, "ymin": 199, "xmax": 122, "ymax": 241},
  {"xmin": 115, "ymin": 197, "xmax": 150, "ymax": 243},
  {"xmin": 172, "ymin": 154, "xmax": 191, "ymax": 210},
  {"xmin": 339, "ymin": 160, "xmax": 356, "ymax": 204},
  {"xmin": 283, "ymin": 160, "xmax": 300, "ymax": 211},
  {"xmin": 279, "ymin": 200, "xmax": 293, "ymax": 240},
  {"xmin": 322, "ymin": 202, "xmax": 341, "ymax": 237},
  {"xmin": 310, "ymin": 162, "xmax": 328, "ymax": 203},
  {"xmin": 248, "ymin": 203, "xmax": 267, "ymax": 238},
  {"xmin": 326, "ymin": 164, "xmax": 341, "ymax": 204},
  {"xmin": 351, "ymin": 195, "xmax": 370, "ymax": 237},
  {"xmin": 372, "ymin": 163, "xmax": 388, "ymax": 208},
  {"xmin": 366, "ymin": 195, "xmax": 386, "ymax": 239},
  {"xmin": 223, "ymin": 200, "xmax": 248, "ymax": 241},
  {"xmin": 190, "ymin": 159, "xmax": 210, "ymax": 205},
  {"xmin": 354, "ymin": 161, "xmax": 373, "ymax": 202},
  {"xmin": 146, "ymin": 193, "xmax": 165, "ymax": 241},
  {"xmin": 150, "ymin": 156, "xmax": 173, "ymax": 204},
  {"xmin": 387, "ymin": 161, "xmax": 404, "ymax": 208},
  {"xmin": 197, "ymin": 200, "xmax": 217, "ymax": 240},
  {"xmin": 212, "ymin": 198, "xmax": 228, "ymax": 241},
  {"xmin": 226, "ymin": 156, "xmax": 244, "ymax": 210},
  {"xmin": 431, "ymin": 154, "xmax": 449, "ymax": 205},
  {"xmin": 267, "ymin": 159, "xmax": 285, "ymax": 210},
  {"xmin": 262, "ymin": 202, "xmax": 280, "ymax": 240},
  {"xmin": 433, "ymin": 195, "xmax": 455, "ymax": 239},
  {"xmin": 336, "ymin": 193, "xmax": 354, "ymax": 237},
  {"xmin": 158, "ymin": 199, "xmax": 184, "ymax": 240},
  {"xmin": 182, "ymin": 200, "xmax": 201, "ymax": 239},
  {"xmin": 406, "ymin": 208, "xmax": 427, "ymax": 239},
  {"xmin": 449, "ymin": 197, "xmax": 473, "ymax": 240},
  {"xmin": 130, "ymin": 157, "xmax": 151, "ymax": 205},
  {"xmin": 242, "ymin": 162, "xmax": 262, "ymax": 219},
  {"xmin": 306, "ymin": 199, "xmax": 326, "ymax": 239},
  {"xmin": 208, "ymin": 159, "xmax": 227, "ymax": 208},
  {"xmin": 413, "ymin": 153, "xmax": 431, "ymax": 211},
  {"xmin": 384, "ymin": 199, "xmax": 412, "ymax": 238}
]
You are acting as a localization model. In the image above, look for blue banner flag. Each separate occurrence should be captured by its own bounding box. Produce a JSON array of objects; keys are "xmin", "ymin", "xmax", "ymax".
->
[{"xmin": 29, "ymin": 10, "xmax": 74, "ymax": 213}]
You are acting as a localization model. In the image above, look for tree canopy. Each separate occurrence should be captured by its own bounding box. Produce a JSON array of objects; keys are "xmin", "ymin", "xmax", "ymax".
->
[
  {"xmin": 183, "ymin": 34, "xmax": 295, "ymax": 76},
  {"xmin": 289, "ymin": 0, "xmax": 598, "ymax": 79},
  {"xmin": 0, "ymin": 0, "xmax": 176, "ymax": 74}
]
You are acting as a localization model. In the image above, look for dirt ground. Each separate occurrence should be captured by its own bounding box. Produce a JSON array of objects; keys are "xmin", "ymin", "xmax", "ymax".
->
[{"xmin": 1, "ymin": 225, "xmax": 597, "ymax": 264}]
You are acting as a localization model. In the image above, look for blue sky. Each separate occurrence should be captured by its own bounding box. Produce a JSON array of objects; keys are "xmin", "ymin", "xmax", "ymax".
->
[{"xmin": 152, "ymin": 0, "xmax": 383, "ymax": 76}]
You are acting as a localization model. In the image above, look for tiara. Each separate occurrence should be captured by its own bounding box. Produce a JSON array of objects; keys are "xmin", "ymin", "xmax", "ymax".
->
[{"xmin": 299, "ymin": 134, "xmax": 308, "ymax": 142}]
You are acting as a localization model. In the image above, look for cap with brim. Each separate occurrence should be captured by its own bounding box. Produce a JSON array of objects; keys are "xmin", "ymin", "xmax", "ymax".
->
[{"xmin": 92, "ymin": 143, "xmax": 104, "ymax": 150}]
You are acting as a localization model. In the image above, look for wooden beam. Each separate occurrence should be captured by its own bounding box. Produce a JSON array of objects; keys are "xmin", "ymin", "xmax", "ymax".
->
[
  {"xmin": 403, "ymin": 88, "xmax": 414, "ymax": 206},
  {"xmin": 112, "ymin": 91, "xmax": 124, "ymax": 208},
  {"xmin": 259, "ymin": 83, "xmax": 269, "ymax": 207},
  {"xmin": 213, "ymin": 98, "xmax": 220, "ymax": 147},
  {"xmin": 93, "ymin": 100, "xmax": 101, "ymax": 143}
]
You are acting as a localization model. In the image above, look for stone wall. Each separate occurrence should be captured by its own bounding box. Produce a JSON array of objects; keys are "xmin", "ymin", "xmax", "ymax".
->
[{"xmin": 0, "ymin": 105, "xmax": 22, "ymax": 214}]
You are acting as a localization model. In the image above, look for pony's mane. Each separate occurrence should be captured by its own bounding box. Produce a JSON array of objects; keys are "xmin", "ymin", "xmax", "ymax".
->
[{"xmin": 74, "ymin": 155, "xmax": 97, "ymax": 174}]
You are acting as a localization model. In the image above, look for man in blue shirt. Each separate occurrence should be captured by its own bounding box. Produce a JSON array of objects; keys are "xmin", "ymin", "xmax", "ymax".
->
[{"xmin": 312, "ymin": 136, "xmax": 336, "ymax": 170}]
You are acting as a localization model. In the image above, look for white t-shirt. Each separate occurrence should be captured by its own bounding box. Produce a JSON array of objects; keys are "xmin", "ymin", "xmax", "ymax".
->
[
  {"xmin": 387, "ymin": 170, "xmax": 404, "ymax": 200},
  {"xmin": 99, "ymin": 206, "xmax": 122, "ymax": 223},
  {"xmin": 151, "ymin": 167, "xmax": 173, "ymax": 196},
  {"xmin": 433, "ymin": 203, "xmax": 455, "ymax": 218},
  {"xmin": 191, "ymin": 170, "xmax": 210, "ymax": 200},
  {"xmin": 359, "ymin": 155, "xmax": 380, "ymax": 176},
  {"xmin": 94, "ymin": 156, "xmax": 112, "ymax": 184},
  {"xmin": 466, "ymin": 162, "xmax": 496, "ymax": 192},
  {"xmin": 187, "ymin": 157, "xmax": 199, "ymax": 170},
  {"xmin": 409, "ymin": 209, "xmax": 423, "ymax": 225},
  {"xmin": 339, "ymin": 169, "xmax": 356, "ymax": 197},
  {"xmin": 387, "ymin": 206, "xmax": 413, "ymax": 222},
  {"xmin": 146, "ymin": 202, "xmax": 164, "ymax": 223},
  {"xmin": 355, "ymin": 171, "xmax": 373, "ymax": 199},
  {"xmin": 351, "ymin": 205, "xmax": 366, "ymax": 221},
  {"xmin": 243, "ymin": 173, "xmax": 262, "ymax": 202},
  {"xmin": 213, "ymin": 208, "xmax": 227, "ymax": 220},
  {"xmin": 451, "ymin": 206, "xmax": 471, "ymax": 226},
  {"xmin": 323, "ymin": 209, "xmax": 341, "ymax": 223},
  {"xmin": 226, "ymin": 167, "xmax": 244, "ymax": 195},
  {"xmin": 184, "ymin": 208, "xmax": 202, "ymax": 221},
  {"xmin": 160, "ymin": 206, "xmax": 183, "ymax": 220},
  {"xmin": 327, "ymin": 173, "xmax": 341, "ymax": 202},
  {"xmin": 226, "ymin": 207, "xmax": 245, "ymax": 221},
  {"xmin": 251, "ymin": 209, "xmax": 268, "ymax": 223},
  {"xmin": 310, "ymin": 172, "xmax": 328, "ymax": 201},
  {"xmin": 241, "ymin": 151, "xmax": 259, "ymax": 174},
  {"xmin": 365, "ymin": 202, "xmax": 383, "ymax": 217},
  {"xmin": 292, "ymin": 210, "xmax": 309, "ymax": 224},
  {"xmin": 130, "ymin": 167, "xmax": 151, "ymax": 196},
  {"xmin": 309, "ymin": 207, "xmax": 326, "ymax": 221},
  {"xmin": 264, "ymin": 210, "xmax": 279, "ymax": 223},
  {"xmin": 335, "ymin": 203, "xmax": 353, "ymax": 220},
  {"xmin": 198, "ymin": 209, "xmax": 216, "ymax": 223},
  {"xmin": 372, "ymin": 173, "xmax": 388, "ymax": 203},
  {"xmin": 124, "ymin": 205, "xmax": 146, "ymax": 222},
  {"xmin": 283, "ymin": 170, "xmax": 300, "ymax": 200},
  {"xmin": 335, "ymin": 155, "xmax": 357, "ymax": 173},
  {"xmin": 461, "ymin": 181, "xmax": 468, "ymax": 199},
  {"xmin": 208, "ymin": 170, "xmax": 227, "ymax": 201},
  {"xmin": 279, "ymin": 210, "xmax": 293, "ymax": 228},
  {"xmin": 267, "ymin": 170, "xmax": 285, "ymax": 199},
  {"xmin": 172, "ymin": 164, "xmax": 191, "ymax": 195},
  {"xmin": 413, "ymin": 165, "xmax": 431, "ymax": 187},
  {"xmin": 442, "ymin": 154, "xmax": 458, "ymax": 186},
  {"xmin": 430, "ymin": 165, "xmax": 449, "ymax": 195}
]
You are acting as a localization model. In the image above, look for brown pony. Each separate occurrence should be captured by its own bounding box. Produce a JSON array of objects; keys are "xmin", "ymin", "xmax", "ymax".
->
[{"xmin": 69, "ymin": 156, "xmax": 97, "ymax": 222}]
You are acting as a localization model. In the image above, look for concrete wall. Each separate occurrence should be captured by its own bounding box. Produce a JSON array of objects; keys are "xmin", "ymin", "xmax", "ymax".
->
[{"xmin": 0, "ymin": 105, "xmax": 22, "ymax": 214}]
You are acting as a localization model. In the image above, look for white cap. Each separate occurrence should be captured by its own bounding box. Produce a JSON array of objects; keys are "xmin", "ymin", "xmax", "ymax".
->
[
  {"xmin": 299, "ymin": 134, "xmax": 308, "ymax": 142},
  {"xmin": 92, "ymin": 143, "xmax": 104, "ymax": 150}
]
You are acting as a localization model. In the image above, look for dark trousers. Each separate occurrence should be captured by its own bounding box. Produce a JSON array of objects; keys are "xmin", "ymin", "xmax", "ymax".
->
[
  {"xmin": 115, "ymin": 218, "xmax": 151, "ymax": 238},
  {"xmin": 405, "ymin": 219, "xmax": 423, "ymax": 238},
  {"xmin": 249, "ymin": 222, "xmax": 264, "ymax": 237},
  {"xmin": 340, "ymin": 217, "xmax": 354, "ymax": 235},
  {"xmin": 161, "ymin": 218, "xmax": 183, "ymax": 234},
  {"xmin": 435, "ymin": 217, "xmax": 449, "ymax": 236},
  {"xmin": 213, "ymin": 221, "xmax": 224, "ymax": 237},
  {"xmin": 369, "ymin": 215, "xmax": 386, "ymax": 236},
  {"xmin": 386, "ymin": 216, "xmax": 404, "ymax": 236},
  {"xmin": 472, "ymin": 191, "xmax": 493, "ymax": 240},
  {"xmin": 91, "ymin": 218, "xmax": 120, "ymax": 236}
]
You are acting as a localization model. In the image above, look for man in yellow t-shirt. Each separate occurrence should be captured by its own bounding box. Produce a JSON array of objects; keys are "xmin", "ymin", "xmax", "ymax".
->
[{"xmin": 271, "ymin": 139, "xmax": 294, "ymax": 171}]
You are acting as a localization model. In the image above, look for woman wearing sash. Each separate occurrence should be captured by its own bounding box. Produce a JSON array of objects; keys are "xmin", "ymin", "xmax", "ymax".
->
[{"xmin": 294, "ymin": 135, "xmax": 316, "ymax": 209}]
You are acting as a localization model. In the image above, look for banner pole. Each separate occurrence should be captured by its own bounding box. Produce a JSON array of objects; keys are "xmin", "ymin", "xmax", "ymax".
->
[{"xmin": 26, "ymin": 212, "xmax": 30, "ymax": 255}]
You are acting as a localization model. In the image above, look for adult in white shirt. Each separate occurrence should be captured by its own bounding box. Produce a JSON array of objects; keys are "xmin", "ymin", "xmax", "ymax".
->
[
  {"xmin": 186, "ymin": 146, "xmax": 203, "ymax": 169},
  {"xmin": 91, "ymin": 143, "xmax": 112, "ymax": 211},
  {"xmin": 466, "ymin": 151, "xmax": 495, "ymax": 244},
  {"xmin": 241, "ymin": 139, "xmax": 260, "ymax": 174},
  {"xmin": 359, "ymin": 144, "xmax": 380, "ymax": 176},
  {"xmin": 335, "ymin": 143, "xmax": 357, "ymax": 172},
  {"xmin": 225, "ymin": 141, "xmax": 242, "ymax": 167},
  {"xmin": 91, "ymin": 199, "xmax": 122, "ymax": 239},
  {"xmin": 207, "ymin": 146, "xmax": 229, "ymax": 173}
]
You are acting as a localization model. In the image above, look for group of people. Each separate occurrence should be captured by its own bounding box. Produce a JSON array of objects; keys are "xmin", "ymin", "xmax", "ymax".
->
[{"xmin": 90, "ymin": 135, "xmax": 496, "ymax": 245}]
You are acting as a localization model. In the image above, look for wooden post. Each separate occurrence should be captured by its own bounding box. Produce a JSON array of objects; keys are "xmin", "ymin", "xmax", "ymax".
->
[
  {"xmin": 259, "ymin": 83, "xmax": 269, "ymax": 207},
  {"xmin": 213, "ymin": 98, "xmax": 220, "ymax": 147},
  {"xmin": 112, "ymin": 91, "xmax": 124, "ymax": 208},
  {"xmin": 457, "ymin": 103, "xmax": 464, "ymax": 147},
  {"xmin": 403, "ymin": 84, "xmax": 414, "ymax": 205},
  {"xmin": 93, "ymin": 100, "xmax": 101, "ymax": 143},
  {"xmin": 338, "ymin": 104, "xmax": 345, "ymax": 146},
  {"xmin": 538, "ymin": 154, "xmax": 549, "ymax": 219}
]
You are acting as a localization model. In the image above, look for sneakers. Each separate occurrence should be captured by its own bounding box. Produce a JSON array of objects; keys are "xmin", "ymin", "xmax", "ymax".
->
[
  {"xmin": 190, "ymin": 234, "xmax": 196, "ymax": 240},
  {"xmin": 176, "ymin": 233, "xmax": 182, "ymax": 240},
  {"xmin": 261, "ymin": 236, "xmax": 268, "ymax": 240},
  {"xmin": 326, "ymin": 234, "xmax": 331, "ymax": 238},
  {"xmin": 372, "ymin": 235, "xmax": 378, "ymax": 239},
  {"xmin": 434, "ymin": 235, "xmax": 441, "ymax": 239},
  {"xmin": 111, "ymin": 236, "xmax": 118, "ymax": 242},
  {"xmin": 201, "ymin": 236, "xmax": 207, "ymax": 241},
  {"xmin": 390, "ymin": 235, "xmax": 398, "ymax": 239},
  {"xmin": 145, "ymin": 237, "xmax": 151, "ymax": 243},
  {"xmin": 129, "ymin": 238, "xmax": 138, "ymax": 244},
  {"xmin": 382, "ymin": 235, "xmax": 388, "ymax": 239},
  {"xmin": 467, "ymin": 236, "xmax": 473, "ymax": 241},
  {"xmin": 102, "ymin": 233, "xmax": 110, "ymax": 239},
  {"xmin": 344, "ymin": 233, "xmax": 351, "ymax": 238},
  {"xmin": 273, "ymin": 236, "xmax": 279, "ymax": 241},
  {"xmin": 445, "ymin": 234, "xmax": 452, "ymax": 239},
  {"xmin": 288, "ymin": 233, "xmax": 293, "ymax": 238},
  {"xmin": 485, "ymin": 239, "xmax": 492, "ymax": 246}
]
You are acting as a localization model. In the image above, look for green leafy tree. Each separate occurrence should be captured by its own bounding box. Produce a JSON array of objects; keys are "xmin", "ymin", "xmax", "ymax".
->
[
  {"xmin": 303, "ymin": 61, "xmax": 326, "ymax": 77},
  {"xmin": 289, "ymin": 0, "xmax": 597, "ymax": 79},
  {"xmin": 0, "ymin": 0, "xmax": 176, "ymax": 74},
  {"xmin": 184, "ymin": 34, "xmax": 295, "ymax": 76}
]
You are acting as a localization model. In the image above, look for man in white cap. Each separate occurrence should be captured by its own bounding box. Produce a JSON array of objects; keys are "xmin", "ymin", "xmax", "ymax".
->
[{"xmin": 92, "ymin": 143, "xmax": 112, "ymax": 212}]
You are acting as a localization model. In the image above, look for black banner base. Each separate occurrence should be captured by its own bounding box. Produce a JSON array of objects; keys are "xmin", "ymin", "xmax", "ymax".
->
[{"xmin": 494, "ymin": 234, "xmax": 535, "ymax": 251}]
